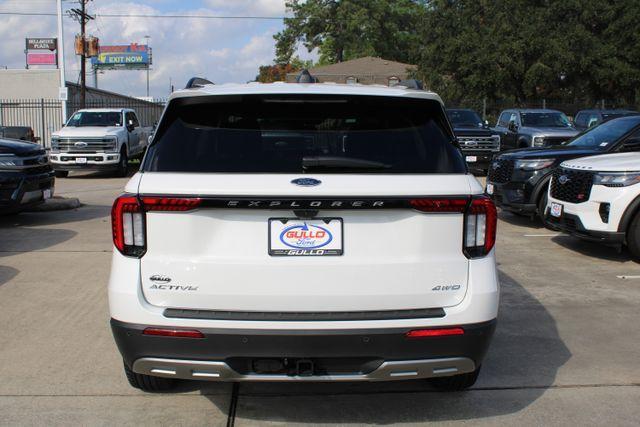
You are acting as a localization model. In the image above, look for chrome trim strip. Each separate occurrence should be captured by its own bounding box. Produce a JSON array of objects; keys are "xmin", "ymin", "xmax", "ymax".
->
[{"xmin": 132, "ymin": 357, "xmax": 475, "ymax": 382}]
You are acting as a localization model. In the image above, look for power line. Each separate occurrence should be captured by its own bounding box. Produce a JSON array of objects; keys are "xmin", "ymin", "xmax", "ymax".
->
[{"xmin": 0, "ymin": 11, "xmax": 288, "ymax": 19}]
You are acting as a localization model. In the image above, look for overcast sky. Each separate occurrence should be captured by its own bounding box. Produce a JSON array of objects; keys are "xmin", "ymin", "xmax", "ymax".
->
[{"xmin": 0, "ymin": 0, "xmax": 316, "ymax": 98}]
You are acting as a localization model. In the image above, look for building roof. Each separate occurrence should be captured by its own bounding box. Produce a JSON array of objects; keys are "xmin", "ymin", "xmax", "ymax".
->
[
  {"xmin": 171, "ymin": 81, "xmax": 442, "ymax": 103},
  {"xmin": 304, "ymin": 56, "xmax": 416, "ymax": 77}
]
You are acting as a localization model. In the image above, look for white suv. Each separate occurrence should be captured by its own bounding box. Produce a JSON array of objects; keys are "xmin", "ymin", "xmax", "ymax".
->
[
  {"xmin": 546, "ymin": 152, "xmax": 640, "ymax": 258},
  {"xmin": 108, "ymin": 80, "xmax": 499, "ymax": 392}
]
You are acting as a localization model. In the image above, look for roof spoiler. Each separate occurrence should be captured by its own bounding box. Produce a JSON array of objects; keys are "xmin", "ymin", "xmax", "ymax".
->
[
  {"xmin": 296, "ymin": 69, "xmax": 318, "ymax": 83},
  {"xmin": 397, "ymin": 79, "xmax": 424, "ymax": 90},
  {"xmin": 185, "ymin": 77, "xmax": 214, "ymax": 89}
]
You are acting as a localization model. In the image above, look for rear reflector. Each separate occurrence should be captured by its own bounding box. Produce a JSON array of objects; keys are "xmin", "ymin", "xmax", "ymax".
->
[
  {"xmin": 406, "ymin": 328, "xmax": 464, "ymax": 338},
  {"xmin": 143, "ymin": 328, "xmax": 205, "ymax": 338},
  {"xmin": 141, "ymin": 197, "xmax": 202, "ymax": 211}
]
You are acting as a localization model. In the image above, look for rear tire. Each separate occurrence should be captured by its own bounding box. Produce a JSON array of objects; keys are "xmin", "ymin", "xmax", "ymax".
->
[
  {"xmin": 626, "ymin": 213, "xmax": 640, "ymax": 262},
  {"xmin": 123, "ymin": 362, "xmax": 175, "ymax": 392},
  {"xmin": 116, "ymin": 149, "xmax": 128, "ymax": 177},
  {"xmin": 430, "ymin": 366, "xmax": 481, "ymax": 391},
  {"xmin": 54, "ymin": 170, "xmax": 69, "ymax": 178}
]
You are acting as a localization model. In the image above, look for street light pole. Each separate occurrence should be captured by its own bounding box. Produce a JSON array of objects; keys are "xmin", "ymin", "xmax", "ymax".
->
[
  {"xmin": 144, "ymin": 35, "xmax": 150, "ymax": 98},
  {"xmin": 56, "ymin": 0, "xmax": 67, "ymax": 123}
]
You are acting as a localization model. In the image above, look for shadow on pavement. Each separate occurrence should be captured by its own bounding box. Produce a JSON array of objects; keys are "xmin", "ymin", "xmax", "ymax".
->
[
  {"xmin": 63, "ymin": 162, "xmax": 139, "ymax": 180},
  {"xmin": 0, "ymin": 265, "xmax": 18, "ymax": 287},
  {"xmin": 0, "ymin": 204, "xmax": 107, "ymax": 228},
  {"xmin": 186, "ymin": 270, "xmax": 571, "ymax": 423},
  {"xmin": 551, "ymin": 234, "xmax": 633, "ymax": 263},
  {"xmin": 497, "ymin": 210, "xmax": 545, "ymax": 229}
]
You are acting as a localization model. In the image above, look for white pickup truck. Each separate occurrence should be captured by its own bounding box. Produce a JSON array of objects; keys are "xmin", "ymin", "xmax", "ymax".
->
[{"xmin": 50, "ymin": 108, "xmax": 151, "ymax": 177}]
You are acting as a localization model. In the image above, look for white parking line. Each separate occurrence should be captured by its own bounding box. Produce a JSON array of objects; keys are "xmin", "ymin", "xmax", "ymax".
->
[
  {"xmin": 616, "ymin": 275, "xmax": 640, "ymax": 280},
  {"xmin": 523, "ymin": 234, "xmax": 560, "ymax": 237}
]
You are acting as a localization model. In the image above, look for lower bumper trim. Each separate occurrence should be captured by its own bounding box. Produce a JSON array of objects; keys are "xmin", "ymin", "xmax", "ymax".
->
[{"xmin": 132, "ymin": 356, "xmax": 475, "ymax": 382}]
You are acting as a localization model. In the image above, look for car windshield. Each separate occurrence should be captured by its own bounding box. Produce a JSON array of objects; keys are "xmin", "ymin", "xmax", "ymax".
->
[
  {"xmin": 565, "ymin": 117, "xmax": 640, "ymax": 150},
  {"xmin": 447, "ymin": 110, "xmax": 482, "ymax": 127},
  {"xmin": 521, "ymin": 112, "xmax": 571, "ymax": 128},
  {"xmin": 144, "ymin": 94, "xmax": 466, "ymax": 174},
  {"xmin": 66, "ymin": 112, "xmax": 122, "ymax": 127}
]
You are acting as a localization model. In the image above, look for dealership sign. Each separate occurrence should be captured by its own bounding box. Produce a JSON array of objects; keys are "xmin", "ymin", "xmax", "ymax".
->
[
  {"xmin": 26, "ymin": 53, "xmax": 57, "ymax": 65},
  {"xmin": 26, "ymin": 38, "xmax": 57, "ymax": 51},
  {"xmin": 91, "ymin": 44, "xmax": 151, "ymax": 70},
  {"xmin": 25, "ymin": 38, "xmax": 58, "ymax": 67}
]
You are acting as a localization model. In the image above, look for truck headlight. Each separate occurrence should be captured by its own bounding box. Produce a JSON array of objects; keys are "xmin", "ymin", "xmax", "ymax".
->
[
  {"xmin": 0, "ymin": 157, "xmax": 17, "ymax": 167},
  {"xmin": 593, "ymin": 172, "xmax": 640, "ymax": 187},
  {"xmin": 532, "ymin": 136, "xmax": 545, "ymax": 147},
  {"xmin": 514, "ymin": 159, "xmax": 555, "ymax": 171}
]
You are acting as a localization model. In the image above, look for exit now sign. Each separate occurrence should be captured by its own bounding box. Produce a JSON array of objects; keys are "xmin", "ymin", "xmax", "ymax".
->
[{"xmin": 27, "ymin": 52, "xmax": 57, "ymax": 65}]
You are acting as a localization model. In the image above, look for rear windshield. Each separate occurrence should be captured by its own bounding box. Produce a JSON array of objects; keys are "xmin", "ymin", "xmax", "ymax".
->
[{"xmin": 143, "ymin": 95, "xmax": 466, "ymax": 174}]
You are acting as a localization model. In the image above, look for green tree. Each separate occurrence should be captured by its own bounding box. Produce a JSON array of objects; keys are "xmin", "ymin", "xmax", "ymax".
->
[
  {"xmin": 274, "ymin": 0, "xmax": 426, "ymax": 65},
  {"xmin": 417, "ymin": 0, "xmax": 640, "ymax": 105}
]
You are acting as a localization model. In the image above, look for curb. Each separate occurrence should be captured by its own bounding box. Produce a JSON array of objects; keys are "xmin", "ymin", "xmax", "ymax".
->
[{"xmin": 25, "ymin": 196, "xmax": 82, "ymax": 212}]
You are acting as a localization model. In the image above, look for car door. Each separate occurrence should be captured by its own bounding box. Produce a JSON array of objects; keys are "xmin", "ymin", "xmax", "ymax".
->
[
  {"xmin": 125, "ymin": 112, "xmax": 141, "ymax": 154},
  {"xmin": 498, "ymin": 111, "xmax": 518, "ymax": 150}
]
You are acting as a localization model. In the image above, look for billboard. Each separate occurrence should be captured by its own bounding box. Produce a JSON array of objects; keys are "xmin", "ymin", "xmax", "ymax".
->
[{"xmin": 91, "ymin": 43, "xmax": 151, "ymax": 70}]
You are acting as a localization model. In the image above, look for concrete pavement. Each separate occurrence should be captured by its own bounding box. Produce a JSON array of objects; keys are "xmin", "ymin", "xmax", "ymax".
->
[{"xmin": 0, "ymin": 171, "xmax": 638, "ymax": 426}]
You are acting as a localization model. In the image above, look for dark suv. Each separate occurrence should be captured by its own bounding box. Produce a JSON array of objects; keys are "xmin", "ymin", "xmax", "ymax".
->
[
  {"xmin": 486, "ymin": 116, "xmax": 640, "ymax": 219},
  {"xmin": 573, "ymin": 109, "xmax": 638, "ymax": 132},
  {"xmin": 447, "ymin": 109, "xmax": 502, "ymax": 172}
]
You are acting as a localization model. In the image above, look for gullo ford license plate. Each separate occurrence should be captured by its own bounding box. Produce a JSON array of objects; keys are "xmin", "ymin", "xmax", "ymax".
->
[{"xmin": 269, "ymin": 218, "xmax": 343, "ymax": 256}]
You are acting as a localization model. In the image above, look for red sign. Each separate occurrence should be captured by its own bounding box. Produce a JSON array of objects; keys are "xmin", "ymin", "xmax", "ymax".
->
[{"xmin": 27, "ymin": 52, "xmax": 57, "ymax": 65}]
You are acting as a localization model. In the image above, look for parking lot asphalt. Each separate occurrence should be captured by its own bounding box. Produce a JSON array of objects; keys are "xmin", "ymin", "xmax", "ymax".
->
[{"xmin": 1, "ymin": 171, "xmax": 639, "ymax": 426}]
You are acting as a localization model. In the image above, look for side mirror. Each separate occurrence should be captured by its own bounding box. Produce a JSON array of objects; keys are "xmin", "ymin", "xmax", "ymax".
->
[
  {"xmin": 508, "ymin": 121, "xmax": 518, "ymax": 132},
  {"xmin": 127, "ymin": 123, "xmax": 134, "ymax": 132}
]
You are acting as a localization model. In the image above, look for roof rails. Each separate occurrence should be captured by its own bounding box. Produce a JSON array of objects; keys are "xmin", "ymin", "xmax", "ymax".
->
[
  {"xmin": 296, "ymin": 69, "xmax": 318, "ymax": 83},
  {"xmin": 397, "ymin": 79, "xmax": 424, "ymax": 90},
  {"xmin": 185, "ymin": 77, "xmax": 214, "ymax": 89}
]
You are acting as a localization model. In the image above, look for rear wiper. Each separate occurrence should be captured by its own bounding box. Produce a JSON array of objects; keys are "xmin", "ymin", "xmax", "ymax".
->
[{"xmin": 302, "ymin": 156, "xmax": 391, "ymax": 170}]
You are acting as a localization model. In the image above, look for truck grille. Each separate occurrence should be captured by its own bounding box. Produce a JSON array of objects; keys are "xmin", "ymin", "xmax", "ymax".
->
[
  {"xmin": 550, "ymin": 167, "xmax": 593, "ymax": 203},
  {"xmin": 487, "ymin": 158, "xmax": 514, "ymax": 183},
  {"xmin": 542, "ymin": 137, "xmax": 570, "ymax": 146},
  {"xmin": 458, "ymin": 135, "xmax": 500, "ymax": 152},
  {"xmin": 52, "ymin": 137, "xmax": 117, "ymax": 153}
]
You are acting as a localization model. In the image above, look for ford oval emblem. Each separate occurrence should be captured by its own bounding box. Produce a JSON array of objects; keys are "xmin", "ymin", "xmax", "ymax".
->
[
  {"xmin": 291, "ymin": 178, "xmax": 321, "ymax": 187},
  {"xmin": 74, "ymin": 141, "xmax": 88, "ymax": 148}
]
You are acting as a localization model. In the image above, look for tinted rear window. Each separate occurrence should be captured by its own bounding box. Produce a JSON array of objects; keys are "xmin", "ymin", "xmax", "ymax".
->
[{"xmin": 143, "ymin": 94, "xmax": 465, "ymax": 174}]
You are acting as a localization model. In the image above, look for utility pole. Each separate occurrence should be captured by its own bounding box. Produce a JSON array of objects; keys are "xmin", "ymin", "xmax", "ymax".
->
[{"xmin": 68, "ymin": 1, "xmax": 94, "ymax": 109}]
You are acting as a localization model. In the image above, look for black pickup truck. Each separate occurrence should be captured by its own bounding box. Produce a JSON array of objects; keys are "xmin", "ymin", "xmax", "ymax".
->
[
  {"xmin": 447, "ymin": 109, "xmax": 502, "ymax": 173},
  {"xmin": 0, "ymin": 138, "xmax": 54, "ymax": 214}
]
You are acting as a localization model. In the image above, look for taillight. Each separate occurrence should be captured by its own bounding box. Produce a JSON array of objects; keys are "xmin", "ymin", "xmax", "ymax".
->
[
  {"xmin": 111, "ymin": 194, "xmax": 201, "ymax": 257},
  {"xmin": 409, "ymin": 195, "xmax": 497, "ymax": 259},
  {"xmin": 464, "ymin": 196, "xmax": 497, "ymax": 258}
]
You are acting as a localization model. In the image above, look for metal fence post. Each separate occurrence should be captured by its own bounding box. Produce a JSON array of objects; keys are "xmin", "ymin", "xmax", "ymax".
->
[
  {"xmin": 40, "ymin": 98, "xmax": 46, "ymax": 148},
  {"xmin": 482, "ymin": 98, "xmax": 487, "ymax": 121}
]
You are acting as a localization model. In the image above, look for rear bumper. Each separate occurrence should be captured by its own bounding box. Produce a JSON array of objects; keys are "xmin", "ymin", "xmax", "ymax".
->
[{"xmin": 112, "ymin": 318, "xmax": 495, "ymax": 381}]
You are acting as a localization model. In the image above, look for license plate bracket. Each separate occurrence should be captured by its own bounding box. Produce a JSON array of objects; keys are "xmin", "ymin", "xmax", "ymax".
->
[
  {"xmin": 550, "ymin": 202, "xmax": 563, "ymax": 218},
  {"xmin": 269, "ymin": 218, "xmax": 343, "ymax": 256}
]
